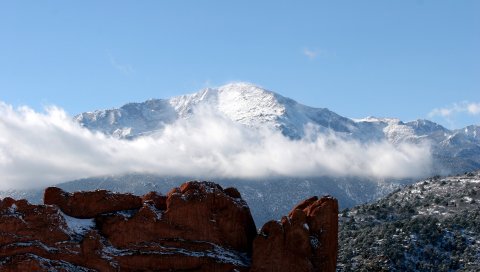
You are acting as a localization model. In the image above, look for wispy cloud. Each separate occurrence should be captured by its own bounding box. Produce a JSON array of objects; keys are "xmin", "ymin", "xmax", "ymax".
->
[
  {"xmin": 429, "ymin": 101, "xmax": 480, "ymax": 118},
  {"xmin": 0, "ymin": 102, "xmax": 432, "ymax": 190},
  {"xmin": 302, "ymin": 47, "xmax": 335, "ymax": 60},
  {"xmin": 467, "ymin": 103, "xmax": 480, "ymax": 115},
  {"xmin": 107, "ymin": 51, "xmax": 134, "ymax": 75},
  {"xmin": 303, "ymin": 48, "xmax": 318, "ymax": 60}
]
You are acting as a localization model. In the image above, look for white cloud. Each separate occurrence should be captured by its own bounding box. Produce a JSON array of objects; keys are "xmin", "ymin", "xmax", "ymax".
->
[
  {"xmin": 108, "ymin": 52, "xmax": 134, "ymax": 75},
  {"xmin": 0, "ymin": 102, "xmax": 432, "ymax": 190},
  {"xmin": 303, "ymin": 48, "xmax": 318, "ymax": 60},
  {"xmin": 429, "ymin": 101, "xmax": 480, "ymax": 118},
  {"xmin": 302, "ymin": 47, "xmax": 335, "ymax": 60},
  {"xmin": 467, "ymin": 103, "xmax": 480, "ymax": 115}
]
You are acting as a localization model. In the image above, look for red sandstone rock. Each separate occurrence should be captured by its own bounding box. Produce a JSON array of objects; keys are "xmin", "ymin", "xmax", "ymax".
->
[
  {"xmin": 44, "ymin": 187, "xmax": 143, "ymax": 218},
  {"xmin": 95, "ymin": 181, "xmax": 256, "ymax": 271},
  {"xmin": 250, "ymin": 196, "xmax": 338, "ymax": 272},
  {"xmin": 293, "ymin": 196, "xmax": 339, "ymax": 272},
  {"xmin": 142, "ymin": 191, "xmax": 167, "ymax": 210},
  {"xmin": 0, "ymin": 254, "xmax": 97, "ymax": 272},
  {"xmin": 0, "ymin": 196, "xmax": 116, "ymax": 271},
  {"xmin": 164, "ymin": 181, "xmax": 257, "ymax": 252},
  {"xmin": 0, "ymin": 182, "xmax": 338, "ymax": 271},
  {"xmin": 0, "ymin": 197, "xmax": 70, "ymax": 246}
]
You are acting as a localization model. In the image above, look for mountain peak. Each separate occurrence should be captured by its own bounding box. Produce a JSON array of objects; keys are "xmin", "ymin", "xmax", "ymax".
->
[
  {"xmin": 218, "ymin": 81, "xmax": 266, "ymax": 91},
  {"xmin": 74, "ymin": 84, "xmax": 480, "ymax": 172},
  {"xmin": 216, "ymin": 82, "xmax": 276, "ymax": 100}
]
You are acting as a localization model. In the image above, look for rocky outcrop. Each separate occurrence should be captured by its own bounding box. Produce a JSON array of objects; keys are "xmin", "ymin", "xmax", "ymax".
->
[
  {"xmin": 96, "ymin": 182, "xmax": 256, "ymax": 252},
  {"xmin": 251, "ymin": 196, "xmax": 338, "ymax": 272},
  {"xmin": 44, "ymin": 187, "xmax": 143, "ymax": 218},
  {"xmin": 0, "ymin": 181, "xmax": 338, "ymax": 271}
]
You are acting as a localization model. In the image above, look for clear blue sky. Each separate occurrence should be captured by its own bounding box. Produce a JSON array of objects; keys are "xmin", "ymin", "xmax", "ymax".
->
[{"xmin": 1, "ymin": 1, "xmax": 479, "ymax": 128}]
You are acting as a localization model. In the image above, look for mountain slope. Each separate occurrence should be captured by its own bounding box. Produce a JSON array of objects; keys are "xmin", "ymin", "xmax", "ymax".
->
[
  {"xmin": 338, "ymin": 171, "xmax": 480, "ymax": 271},
  {"xmin": 75, "ymin": 82, "xmax": 356, "ymax": 139},
  {"xmin": 74, "ymin": 82, "xmax": 480, "ymax": 174}
]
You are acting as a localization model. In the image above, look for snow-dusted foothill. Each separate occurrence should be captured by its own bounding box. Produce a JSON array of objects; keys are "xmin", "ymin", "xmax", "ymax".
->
[{"xmin": 338, "ymin": 171, "xmax": 480, "ymax": 271}]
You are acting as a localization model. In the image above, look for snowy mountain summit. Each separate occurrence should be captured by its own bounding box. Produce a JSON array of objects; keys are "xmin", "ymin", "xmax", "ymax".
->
[
  {"xmin": 75, "ymin": 82, "xmax": 355, "ymax": 139},
  {"xmin": 75, "ymin": 82, "xmax": 480, "ymax": 174}
]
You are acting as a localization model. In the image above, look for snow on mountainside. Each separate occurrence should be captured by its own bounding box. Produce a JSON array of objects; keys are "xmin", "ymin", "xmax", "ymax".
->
[
  {"xmin": 75, "ymin": 82, "xmax": 356, "ymax": 139},
  {"xmin": 461, "ymin": 125, "xmax": 480, "ymax": 139},
  {"xmin": 75, "ymin": 98, "xmax": 177, "ymax": 138},
  {"xmin": 75, "ymin": 82, "xmax": 480, "ymax": 173},
  {"xmin": 2, "ymin": 83, "xmax": 478, "ymax": 227}
]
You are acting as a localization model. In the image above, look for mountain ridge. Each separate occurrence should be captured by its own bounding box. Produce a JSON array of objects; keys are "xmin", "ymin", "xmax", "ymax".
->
[{"xmin": 75, "ymin": 82, "xmax": 480, "ymax": 174}]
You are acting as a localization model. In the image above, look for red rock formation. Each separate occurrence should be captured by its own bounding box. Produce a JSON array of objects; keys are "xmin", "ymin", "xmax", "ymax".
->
[
  {"xmin": 0, "ymin": 197, "xmax": 70, "ymax": 246},
  {"xmin": 96, "ymin": 181, "xmax": 256, "ymax": 271},
  {"xmin": 141, "ymin": 191, "xmax": 167, "ymax": 210},
  {"xmin": 250, "ymin": 196, "xmax": 338, "ymax": 272},
  {"xmin": 44, "ymin": 187, "xmax": 143, "ymax": 218},
  {"xmin": 0, "ymin": 181, "xmax": 338, "ymax": 271},
  {"xmin": 0, "ymin": 196, "xmax": 113, "ymax": 271}
]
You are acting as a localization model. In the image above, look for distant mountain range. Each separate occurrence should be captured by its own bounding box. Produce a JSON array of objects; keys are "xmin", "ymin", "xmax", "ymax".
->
[
  {"xmin": 1, "ymin": 83, "xmax": 479, "ymax": 225},
  {"xmin": 76, "ymin": 82, "xmax": 480, "ymax": 174},
  {"xmin": 2, "ymin": 83, "xmax": 478, "ymax": 270}
]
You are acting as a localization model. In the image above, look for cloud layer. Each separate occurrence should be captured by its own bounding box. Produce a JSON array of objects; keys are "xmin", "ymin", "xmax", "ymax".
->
[{"xmin": 0, "ymin": 102, "xmax": 432, "ymax": 190}]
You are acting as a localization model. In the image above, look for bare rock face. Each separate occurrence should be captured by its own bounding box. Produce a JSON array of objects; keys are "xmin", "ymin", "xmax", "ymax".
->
[
  {"xmin": 0, "ymin": 197, "xmax": 113, "ymax": 271},
  {"xmin": 0, "ymin": 181, "xmax": 338, "ymax": 271},
  {"xmin": 250, "ymin": 196, "xmax": 339, "ymax": 272},
  {"xmin": 44, "ymin": 187, "xmax": 143, "ymax": 218},
  {"xmin": 96, "ymin": 181, "xmax": 256, "ymax": 271},
  {"xmin": 0, "ymin": 197, "xmax": 69, "ymax": 246}
]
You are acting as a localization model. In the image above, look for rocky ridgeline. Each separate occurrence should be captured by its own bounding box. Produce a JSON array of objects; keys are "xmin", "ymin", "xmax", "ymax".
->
[{"xmin": 0, "ymin": 181, "xmax": 338, "ymax": 271}]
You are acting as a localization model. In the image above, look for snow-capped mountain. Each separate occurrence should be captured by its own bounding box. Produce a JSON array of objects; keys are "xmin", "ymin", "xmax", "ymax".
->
[
  {"xmin": 75, "ymin": 82, "xmax": 356, "ymax": 139},
  {"xmin": 4, "ymin": 82, "xmax": 476, "ymax": 226},
  {"xmin": 75, "ymin": 82, "xmax": 480, "ymax": 173}
]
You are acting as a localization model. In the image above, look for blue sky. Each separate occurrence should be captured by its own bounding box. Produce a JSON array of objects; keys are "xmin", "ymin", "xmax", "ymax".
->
[{"xmin": 1, "ymin": 1, "xmax": 479, "ymax": 129}]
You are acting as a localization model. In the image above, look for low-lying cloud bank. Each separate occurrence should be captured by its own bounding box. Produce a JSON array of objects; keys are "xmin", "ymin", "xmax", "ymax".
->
[{"xmin": 0, "ymin": 102, "xmax": 432, "ymax": 190}]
